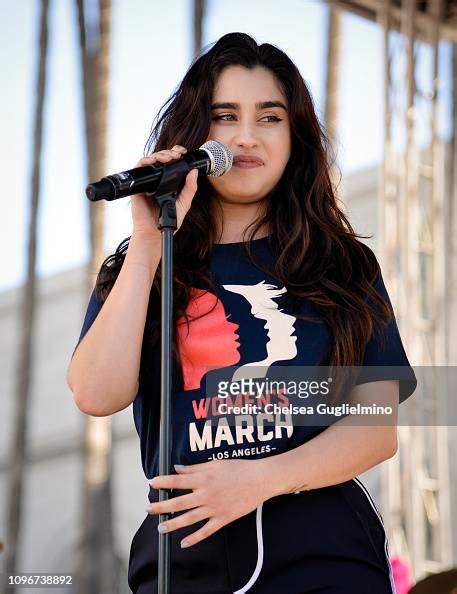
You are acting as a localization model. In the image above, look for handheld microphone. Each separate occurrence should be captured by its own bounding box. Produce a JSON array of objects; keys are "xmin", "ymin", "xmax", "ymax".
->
[{"xmin": 85, "ymin": 140, "xmax": 233, "ymax": 202}]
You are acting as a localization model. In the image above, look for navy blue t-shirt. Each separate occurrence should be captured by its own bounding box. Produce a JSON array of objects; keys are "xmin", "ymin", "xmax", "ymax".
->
[{"xmin": 73, "ymin": 236, "xmax": 417, "ymax": 480}]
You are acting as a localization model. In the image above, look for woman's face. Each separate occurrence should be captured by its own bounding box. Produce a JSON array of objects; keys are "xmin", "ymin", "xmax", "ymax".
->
[{"xmin": 206, "ymin": 65, "xmax": 291, "ymax": 204}]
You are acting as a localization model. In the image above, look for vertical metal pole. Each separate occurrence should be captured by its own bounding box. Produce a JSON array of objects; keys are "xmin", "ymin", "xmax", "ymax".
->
[
  {"xmin": 380, "ymin": 0, "xmax": 408, "ymax": 561},
  {"xmin": 158, "ymin": 226, "xmax": 174, "ymax": 594},
  {"xmin": 429, "ymin": 0, "xmax": 452, "ymax": 569}
]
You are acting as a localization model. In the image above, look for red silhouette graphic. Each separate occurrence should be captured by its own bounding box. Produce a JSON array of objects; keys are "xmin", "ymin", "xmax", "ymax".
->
[{"xmin": 176, "ymin": 288, "xmax": 241, "ymax": 390}]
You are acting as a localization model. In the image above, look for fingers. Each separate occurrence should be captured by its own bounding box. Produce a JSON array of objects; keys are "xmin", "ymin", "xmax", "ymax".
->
[
  {"xmin": 147, "ymin": 491, "xmax": 200, "ymax": 515},
  {"xmin": 155, "ymin": 507, "xmax": 210, "ymax": 536},
  {"xmin": 149, "ymin": 472, "xmax": 200, "ymax": 491},
  {"xmin": 178, "ymin": 517, "xmax": 224, "ymax": 548},
  {"xmin": 170, "ymin": 145, "xmax": 187, "ymax": 155},
  {"xmin": 136, "ymin": 145, "xmax": 187, "ymax": 168}
]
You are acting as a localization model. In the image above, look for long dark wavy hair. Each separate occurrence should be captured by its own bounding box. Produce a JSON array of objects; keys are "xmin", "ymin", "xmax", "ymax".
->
[{"xmin": 94, "ymin": 32, "xmax": 393, "ymax": 400}]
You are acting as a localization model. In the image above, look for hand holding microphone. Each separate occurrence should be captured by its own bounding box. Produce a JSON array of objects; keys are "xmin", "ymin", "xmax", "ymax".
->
[
  {"xmin": 130, "ymin": 145, "xmax": 198, "ymax": 241},
  {"xmin": 85, "ymin": 140, "xmax": 233, "ymax": 241}
]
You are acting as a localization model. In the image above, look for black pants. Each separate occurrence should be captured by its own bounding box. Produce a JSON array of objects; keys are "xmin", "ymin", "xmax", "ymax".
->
[{"xmin": 128, "ymin": 478, "xmax": 395, "ymax": 594}]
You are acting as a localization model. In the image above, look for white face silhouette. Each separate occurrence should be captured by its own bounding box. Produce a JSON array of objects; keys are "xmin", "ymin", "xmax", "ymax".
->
[{"xmin": 223, "ymin": 281, "xmax": 298, "ymax": 380}]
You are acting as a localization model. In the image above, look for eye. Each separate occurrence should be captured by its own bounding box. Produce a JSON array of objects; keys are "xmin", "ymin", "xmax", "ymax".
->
[
  {"xmin": 212, "ymin": 114, "xmax": 235, "ymax": 121},
  {"xmin": 260, "ymin": 115, "xmax": 282, "ymax": 123},
  {"xmin": 212, "ymin": 114, "xmax": 283, "ymax": 123}
]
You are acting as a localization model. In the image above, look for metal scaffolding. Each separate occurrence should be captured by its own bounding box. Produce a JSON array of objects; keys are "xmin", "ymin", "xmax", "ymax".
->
[{"xmin": 328, "ymin": 0, "xmax": 456, "ymax": 580}]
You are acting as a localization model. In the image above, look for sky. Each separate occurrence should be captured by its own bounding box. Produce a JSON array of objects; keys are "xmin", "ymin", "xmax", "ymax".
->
[{"xmin": 1, "ymin": 0, "xmax": 453, "ymax": 292}]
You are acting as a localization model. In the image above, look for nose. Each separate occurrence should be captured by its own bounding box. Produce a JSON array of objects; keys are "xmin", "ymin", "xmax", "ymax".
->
[{"xmin": 232, "ymin": 121, "xmax": 259, "ymax": 149}]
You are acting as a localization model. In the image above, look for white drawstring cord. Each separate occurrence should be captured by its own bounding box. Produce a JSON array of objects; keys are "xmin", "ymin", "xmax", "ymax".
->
[
  {"xmin": 352, "ymin": 478, "xmax": 397, "ymax": 594},
  {"xmin": 233, "ymin": 503, "xmax": 264, "ymax": 593}
]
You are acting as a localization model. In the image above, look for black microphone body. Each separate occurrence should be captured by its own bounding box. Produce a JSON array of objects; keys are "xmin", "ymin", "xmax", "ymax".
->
[
  {"xmin": 85, "ymin": 141, "xmax": 232, "ymax": 202},
  {"xmin": 86, "ymin": 150, "xmax": 208, "ymax": 202}
]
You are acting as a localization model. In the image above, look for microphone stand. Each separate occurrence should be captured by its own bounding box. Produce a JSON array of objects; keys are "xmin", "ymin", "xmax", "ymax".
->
[
  {"xmin": 85, "ymin": 141, "xmax": 230, "ymax": 593},
  {"xmin": 150, "ymin": 160, "xmax": 191, "ymax": 594}
]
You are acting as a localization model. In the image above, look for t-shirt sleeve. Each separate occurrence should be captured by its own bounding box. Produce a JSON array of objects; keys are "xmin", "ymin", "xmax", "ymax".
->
[
  {"xmin": 354, "ymin": 267, "xmax": 417, "ymax": 404},
  {"xmin": 71, "ymin": 288, "xmax": 104, "ymax": 359}
]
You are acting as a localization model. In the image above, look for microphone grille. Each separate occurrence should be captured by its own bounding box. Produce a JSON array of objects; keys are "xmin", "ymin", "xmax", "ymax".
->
[{"xmin": 199, "ymin": 140, "xmax": 233, "ymax": 176}]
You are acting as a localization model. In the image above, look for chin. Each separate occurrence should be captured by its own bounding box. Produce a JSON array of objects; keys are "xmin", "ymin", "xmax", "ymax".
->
[
  {"xmin": 222, "ymin": 193, "xmax": 267, "ymax": 203},
  {"xmin": 215, "ymin": 183, "xmax": 270, "ymax": 203}
]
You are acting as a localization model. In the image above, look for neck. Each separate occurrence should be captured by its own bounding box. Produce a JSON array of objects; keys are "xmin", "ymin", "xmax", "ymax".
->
[{"xmin": 212, "ymin": 197, "xmax": 270, "ymax": 244}]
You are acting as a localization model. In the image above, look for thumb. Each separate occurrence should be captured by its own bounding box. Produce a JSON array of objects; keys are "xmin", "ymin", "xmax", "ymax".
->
[{"xmin": 179, "ymin": 169, "xmax": 198, "ymax": 210}]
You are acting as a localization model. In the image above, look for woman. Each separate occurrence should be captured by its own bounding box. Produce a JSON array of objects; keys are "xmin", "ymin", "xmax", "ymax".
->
[{"xmin": 67, "ymin": 32, "xmax": 417, "ymax": 594}]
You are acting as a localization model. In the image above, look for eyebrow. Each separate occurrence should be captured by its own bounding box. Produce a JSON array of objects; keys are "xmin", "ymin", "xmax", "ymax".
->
[{"xmin": 210, "ymin": 101, "xmax": 288, "ymax": 111}]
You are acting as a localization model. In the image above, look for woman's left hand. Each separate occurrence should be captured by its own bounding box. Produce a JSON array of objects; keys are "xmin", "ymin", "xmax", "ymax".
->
[{"xmin": 147, "ymin": 458, "xmax": 275, "ymax": 548}]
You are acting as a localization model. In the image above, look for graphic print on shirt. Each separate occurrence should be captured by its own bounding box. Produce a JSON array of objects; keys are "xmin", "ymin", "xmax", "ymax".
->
[
  {"xmin": 224, "ymin": 282, "xmax": 298, "ymax": 381},
  {"xmin": 176, "ymin": 282, "xmax": 302, "ymax": 461},
  {"xmin": 176, "ymin": 288, "xmax": 242, "ymax": 391}
]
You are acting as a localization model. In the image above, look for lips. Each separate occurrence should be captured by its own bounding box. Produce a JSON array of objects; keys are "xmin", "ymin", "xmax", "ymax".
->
[{"xmin": 233, "ymin": 155, "xmax": 264, "ymax": 167}]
